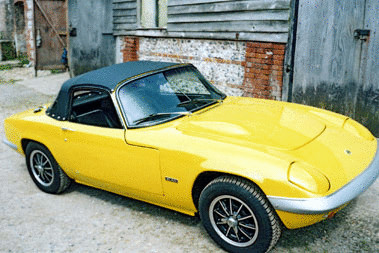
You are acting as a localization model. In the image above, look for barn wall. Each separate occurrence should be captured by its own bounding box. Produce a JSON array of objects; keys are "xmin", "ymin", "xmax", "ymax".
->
[
  {"xmin": 113, "ymin": 0, "xmax": 291, "ymax": 43},
  {"xmin": 166, "ymin": 0, "xmax": 290, "ymax": 43},
  {"xmin": 113, "ymin": 0, "xmax": 138, "ymax": 33}
]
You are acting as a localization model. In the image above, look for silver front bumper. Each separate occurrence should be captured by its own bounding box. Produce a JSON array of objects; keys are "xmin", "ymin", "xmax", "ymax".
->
[{"xmin": 268, "ymin": 138, "xmax": 379, "ymax": 214}]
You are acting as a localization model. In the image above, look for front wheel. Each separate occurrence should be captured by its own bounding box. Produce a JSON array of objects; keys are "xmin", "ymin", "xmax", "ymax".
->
[{"xmin": 199, "ymin": 176, "xmax": 281, "ymax": 253}]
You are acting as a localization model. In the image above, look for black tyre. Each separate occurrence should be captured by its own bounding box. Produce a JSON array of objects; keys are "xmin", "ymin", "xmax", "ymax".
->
[
  {"xmin": 25, "ymin": 142, "xmax": 71, "ymax": 194},
  {"xmin": 199, "ymin": 176, "xmax": 281, "ymax": 253}
]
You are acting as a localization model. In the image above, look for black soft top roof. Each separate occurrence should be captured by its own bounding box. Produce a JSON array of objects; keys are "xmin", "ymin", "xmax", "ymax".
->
[
  {"xmin": 62, "ymin": 61, "xmax": 179, "ymax": 91},
  {"xmin": 47, "ymin": 61, "xmax": 183, "ymax": 120}
]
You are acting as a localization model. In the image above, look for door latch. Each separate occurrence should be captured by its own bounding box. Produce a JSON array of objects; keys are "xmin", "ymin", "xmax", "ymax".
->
[{"xmin": 354, "ymin": 29, "xmax": 370, "ymax": 41}]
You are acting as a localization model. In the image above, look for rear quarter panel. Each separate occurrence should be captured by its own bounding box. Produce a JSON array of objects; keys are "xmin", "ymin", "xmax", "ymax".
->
[{"xmin": 4, "ymin": 109, "xmax": 77, "ymax": 178}]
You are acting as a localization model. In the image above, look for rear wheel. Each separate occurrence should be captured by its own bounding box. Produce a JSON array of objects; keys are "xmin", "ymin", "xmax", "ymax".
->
[
  {"xmin": 25, "ymin": 142, "xmax": 71, "ymax": 194},
  {"xmin": 199, "ymin": 176, "xmax": 281, "ymax": 253}
]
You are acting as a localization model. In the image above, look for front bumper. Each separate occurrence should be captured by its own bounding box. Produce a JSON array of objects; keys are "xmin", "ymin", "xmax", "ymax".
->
[{"xmin": 268, "ymin": 138, "xmax": 379, "ymax": 214}]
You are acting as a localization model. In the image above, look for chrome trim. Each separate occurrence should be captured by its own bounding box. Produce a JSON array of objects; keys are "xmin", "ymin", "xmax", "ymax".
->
[
  {"xmin": 268, "ymin": 138, "xmax": 379, "ymax": 214},
  {"xmin": 2, "ymin": 138, "xmax": 18, "ymax": 151}
]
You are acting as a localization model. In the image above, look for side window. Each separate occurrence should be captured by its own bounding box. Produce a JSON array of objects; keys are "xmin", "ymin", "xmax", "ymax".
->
[{"xmin": 69, "ymin": 88, "xmax": 123, "ymax": 129}]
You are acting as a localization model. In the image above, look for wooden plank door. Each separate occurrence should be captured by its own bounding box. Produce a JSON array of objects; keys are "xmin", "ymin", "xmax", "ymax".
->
[
  {"xmin": 357, "ymin": 0, "xmax": 379, "ymax": 136},
  {"xmin": 291, "ymin": 0, "xmax": 379, "ymax": 136},
  {"xmin": 34, "ymin": 0, "xmax": 67, "ymax": 70}
]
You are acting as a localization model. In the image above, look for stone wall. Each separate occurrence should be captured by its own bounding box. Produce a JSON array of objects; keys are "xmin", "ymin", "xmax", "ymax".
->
[{"xmin": 119, "ymin": 36, "xmax": 286, "ymax": 99}]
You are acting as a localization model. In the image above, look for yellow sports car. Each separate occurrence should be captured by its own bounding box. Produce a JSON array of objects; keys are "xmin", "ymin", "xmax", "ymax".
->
[{"xmin": 3, "ymin": 61, "xmax": 378, "ymax": 253}]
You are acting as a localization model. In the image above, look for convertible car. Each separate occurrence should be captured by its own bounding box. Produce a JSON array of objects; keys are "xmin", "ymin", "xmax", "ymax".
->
[{"xmin": 3, "ymin": 61, "xmax": 378, "ymax": 252}]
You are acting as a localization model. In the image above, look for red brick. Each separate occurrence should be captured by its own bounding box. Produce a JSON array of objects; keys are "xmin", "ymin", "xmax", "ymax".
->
[
  {"xmin": 256, "ymin": 74, "xmax": 270, "ymax": 80},
  {"xmin": 252, "ymin": 78, "xmax": 270, "ymax": 86},
  {"xmin": 273, "ymin": 43, "xmax": 286, "ymax": 50},
  {"xmin": 273, "ymin": 60, "xmax": 283, "ymax": 65},
  {"xmin": 273, "ymin": 49, "xmax": 285, "ymax": 55},
  {"xmin": 272, "ymin": 65, "xmax": 283, "ymax": 71},
  {"xmin": 248, "ymin": 68, "xmax": 269, "ymax": 75},
  {"xmin": 247, "ymin": 42, "xmax": 262, "ymax": 48},
  {"xmin": 259, "ymin": 42, "xmax": 274, "ymax": 49},
  {"xmin": 244, "ymin": 72, "xmax": 257, "ymax": 79},
  {"xmin": 273, "ymin": 55, "xmax": 285, "ymax": 61},
  {"xmin": 271, "ymin": 70, "xmax": 283, "ymax": 76},
  {"xmin": 275, "ymin": 75, "xmax": 283, "ymax": 82}
]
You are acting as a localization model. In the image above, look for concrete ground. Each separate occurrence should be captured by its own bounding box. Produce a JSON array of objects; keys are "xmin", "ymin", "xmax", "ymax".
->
[{"xmin": 0, "ymin": 67, "xmax": 378, "ymax": 252}]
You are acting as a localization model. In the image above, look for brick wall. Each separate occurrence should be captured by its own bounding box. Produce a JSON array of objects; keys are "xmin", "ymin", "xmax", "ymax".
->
[
  {"xmin": 118, "ymin": 36, "xmax": 286, "ymax": 100},
  {"xmin": 121, "ymin": 36, "xmax": 139, "ymax": 62},
  {"xmin": 243, "ymin": 42, "xmax": 286, "ymax": 99}
]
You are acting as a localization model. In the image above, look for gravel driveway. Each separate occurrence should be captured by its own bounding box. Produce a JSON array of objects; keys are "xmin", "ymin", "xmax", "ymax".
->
[{"xmin": 1, "ymin": 68, "xmax": 378, "ymax": 252}]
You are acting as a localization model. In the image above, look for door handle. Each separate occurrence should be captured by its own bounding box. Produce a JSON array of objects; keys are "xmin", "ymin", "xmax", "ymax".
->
[{"xmin": 61, "ymin": 127, "xmax": 76, "ymax": 132}]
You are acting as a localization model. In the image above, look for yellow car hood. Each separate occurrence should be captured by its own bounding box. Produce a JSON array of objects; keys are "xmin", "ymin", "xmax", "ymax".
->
[{"xmin": 177, "ymin": 97, "xmax": 325, "ymax": 151}]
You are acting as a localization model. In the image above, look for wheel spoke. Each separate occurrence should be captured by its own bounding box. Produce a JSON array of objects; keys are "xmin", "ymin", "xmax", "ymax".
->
[
  {"xmin": 238, "ymin": 227, "xmax": 252, "ymax": 240},
  {"xmin": 235, "ymin": 203, "xmax": 244, "ymax": 216},
  {"xmin": 33, "ymin": 165, "xmax": 41, "ymax": 175},
  {"xmin": 216, "ymin": 219, "xmax": 227, "ymax": 225},
  {"xmin": 37, "ymin": 154, "xmax": 43, "ymax": 165},
  {"xmin": 44, "ymin": 166, "xmax": 53, "ymax": 172},
  {"xmin": 44, "ymin": 171, "xmax": 52, "ymax": 182},
  {"xmin": 42, "ymin": 159, "xmax": 49, "ymax": 166},
  {"xmin": 219, "ymin": 200, "xmax": 230, "ymax": 216},
  {"xmin": 33, "ymin": 156, "xmax": 39, "ymax": 166},
  {"xmin": 40, "ymin": 171, "xmax": 45, "ymax": 181},
  {"xmin": 229, "ymin": 198, "xmax": 233, "ymax": 215},
  {"xmin": 239, "ymin": 223, "xmax": 256, "ymax": 230},
  {"xmin": 233, "ymin": 226, "xmax": 240, "ymax": 242},
  {"xmin": 238, "ymin": 214, "xmax": 254, "ymax": 222},
  {"xmin": 225, "ymin": 227, "xmax": 231, "ymax": 237},
  {"xmin": 214, "ymin": 209, "xmax": 226, "ymax": 218},
  {"xmin": 44, "ymin": 170, "xmax": 53, "ymax": 177}
]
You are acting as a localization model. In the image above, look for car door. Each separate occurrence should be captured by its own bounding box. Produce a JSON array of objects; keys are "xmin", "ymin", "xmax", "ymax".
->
[{"xmin": 59, "ymin": 88, "xmax": 163, "ymax": 195}]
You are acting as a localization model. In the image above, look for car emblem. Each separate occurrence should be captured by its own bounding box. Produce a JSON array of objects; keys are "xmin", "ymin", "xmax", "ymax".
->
[
  {"xmin": 345, "ymin": 149, "xmax": 352, "ymax": 155},
  {"xmin": 165, "ymin": 177, "xmax": 178, "ymax": 183}
]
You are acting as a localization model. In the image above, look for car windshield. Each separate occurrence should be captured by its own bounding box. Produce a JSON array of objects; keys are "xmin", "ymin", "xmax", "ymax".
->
[{"xmin": 118, "ymin": 66, "xmax": 225, "ymax": 127}]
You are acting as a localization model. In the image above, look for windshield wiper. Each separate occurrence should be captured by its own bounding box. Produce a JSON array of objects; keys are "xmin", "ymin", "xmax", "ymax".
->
[
  {"xmin": 133, "ymin": 111, "xmax": 191, "ymax": 125},
  {"xmin": 177, "ymin": 98, "xmax": 223, "ymax": 106}
]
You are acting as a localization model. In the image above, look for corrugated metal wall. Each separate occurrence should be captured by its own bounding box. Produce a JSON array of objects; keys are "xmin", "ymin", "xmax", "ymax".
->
[{"xmin": 113, "ymin": 0, "xmax": 290, "ymax": 43}]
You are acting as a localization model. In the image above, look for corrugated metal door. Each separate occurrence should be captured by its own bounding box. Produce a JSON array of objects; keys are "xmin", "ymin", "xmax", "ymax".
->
[
  {"xmin": 34, "ymin": 0, "xmax": 67, "ymax": 70},
  {"xmin": 291, "ymin": 0, "xmax": 379, "ymax": 136}
]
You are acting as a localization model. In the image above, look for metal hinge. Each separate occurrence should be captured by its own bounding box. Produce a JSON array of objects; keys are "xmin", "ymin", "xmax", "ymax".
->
[{"xmin": 354, "ymin": 29, "xmax": 370, "ymax": 41}]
